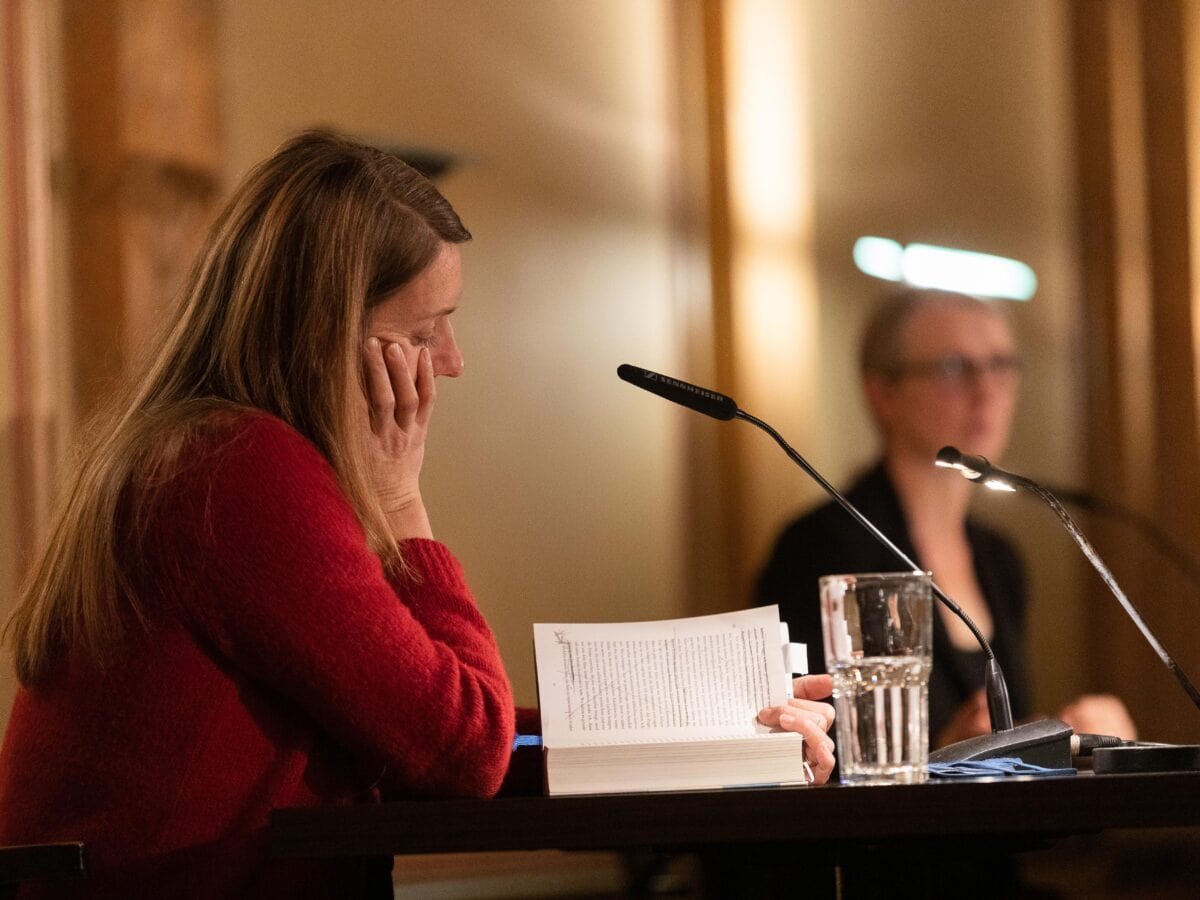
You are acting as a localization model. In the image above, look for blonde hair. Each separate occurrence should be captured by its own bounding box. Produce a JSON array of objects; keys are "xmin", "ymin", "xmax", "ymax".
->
[
  {"xmin": 859, "ymin": 287, "xmax": 1007, "ymax": 380},
  {"xmin": 6, "ymin": 130, "xmax": 471, "ymax": 684}
]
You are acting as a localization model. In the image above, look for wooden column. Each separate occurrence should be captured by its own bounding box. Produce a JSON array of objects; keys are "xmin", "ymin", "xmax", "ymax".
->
[
  {"xmin": 2, "ymin": 0, "xmax": 54, "ymax": 729},
  {"xmin": 0, "ymin": 0, "xmax": 221, "ymax": 731},
  {"xmin": 3, "ymin": 0, "xmax": 45, "ymax": 576},
  {"xmin": 1071, "ymin": 0, "xmax": 1200, "ymax": 743},
  {"xmin": 698, "ymin": 0, "xmax": 821, "ymax": 610},
  {"xmin": 694, "ymin": 0, "xmax": 743, "ymax": 614},
  {"xmin": 62, "ymin": 0, "xmax": 221, "ymax": 416}
]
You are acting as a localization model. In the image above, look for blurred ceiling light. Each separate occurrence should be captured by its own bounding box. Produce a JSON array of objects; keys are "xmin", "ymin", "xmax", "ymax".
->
[
  {"xmin": 728, "ymin": 0, "xmax": 806, "ymax": 236},
  {"xmin": 852, "ymin": 236, "xmax": 1037, "ymax": 301},
  {"xmin": 853, "ymin": 236, "xmax": 904, "ymax": 281}
]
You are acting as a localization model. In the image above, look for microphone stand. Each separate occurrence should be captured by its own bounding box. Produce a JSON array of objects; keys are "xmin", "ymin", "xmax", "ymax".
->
[
  {"xmin": 737, "ymin": 412, "xmax": 1073, "ymax": 766},
  {"xmin": 1043, "ymin": 486, "xmax": 1200, "ymax": 599},
  {"xmin": 937, "ymin": 447, "xmax": 1200, "ymax": 773}
]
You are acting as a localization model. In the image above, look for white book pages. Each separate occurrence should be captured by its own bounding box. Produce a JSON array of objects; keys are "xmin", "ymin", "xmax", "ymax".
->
[{"xmin": 534, "ymin": 605, "xmax": 793, "ymax": 748}]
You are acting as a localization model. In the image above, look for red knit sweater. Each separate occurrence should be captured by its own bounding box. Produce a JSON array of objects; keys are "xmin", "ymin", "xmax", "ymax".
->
[{"xmin": 0, "ymin": 411, "xmax": 516, "ymax": 897}]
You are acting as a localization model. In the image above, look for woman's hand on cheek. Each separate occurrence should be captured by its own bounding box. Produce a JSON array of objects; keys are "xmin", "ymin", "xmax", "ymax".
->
[{"xmin": 362, "ymin": 337, "xmax": 435, "ymax": 539}]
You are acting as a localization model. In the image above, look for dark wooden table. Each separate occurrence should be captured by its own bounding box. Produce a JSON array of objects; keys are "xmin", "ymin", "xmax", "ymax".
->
[{"xmin": 270, "ymin": 771, "xmax": 1200, "ymax": 860}]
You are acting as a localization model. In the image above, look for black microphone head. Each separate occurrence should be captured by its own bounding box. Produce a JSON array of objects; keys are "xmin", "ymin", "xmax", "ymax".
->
[
  {"xmin": 935, "ymin": 446, "xmax": 963, "ymax": 468},
  {"xmin": 935, "ymin": 446, "xmax": 992, "ymax": 481},
  {"xmin": 617, "ymin": 364, "xmax": 738, "ymax": 420}
]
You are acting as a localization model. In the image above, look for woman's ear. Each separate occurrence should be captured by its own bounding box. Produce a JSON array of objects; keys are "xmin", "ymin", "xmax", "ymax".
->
[{"xmin": 863, "ymin": 373, "xmax": 895, "ymax": 432}]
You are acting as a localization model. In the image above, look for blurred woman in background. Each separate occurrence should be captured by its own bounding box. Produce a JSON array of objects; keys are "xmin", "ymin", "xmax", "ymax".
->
[{"xmin": 757, "ymin": 288, "xmax": 1135, "ymax": 749}]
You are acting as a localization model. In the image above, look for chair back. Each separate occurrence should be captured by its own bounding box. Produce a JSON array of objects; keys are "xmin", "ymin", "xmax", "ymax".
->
[{"xmin": 0, "ymin": 842, "xmax": 86, "ymax": 898}]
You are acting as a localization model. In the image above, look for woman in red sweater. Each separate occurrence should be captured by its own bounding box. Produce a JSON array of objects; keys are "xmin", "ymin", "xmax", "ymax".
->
[
  {"xmin": 0, "ymin": 130, "xmax": 835, "ymax": 898},
  {"xmin": 0, "ymin": 131, "xmax": 517, "ymax": 897}
]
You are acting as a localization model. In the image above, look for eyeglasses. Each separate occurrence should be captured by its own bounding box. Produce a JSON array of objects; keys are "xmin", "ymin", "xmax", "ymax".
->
[{"xmin": 888, "ymin": 354, "xmax": 1023, "ymax": 386}]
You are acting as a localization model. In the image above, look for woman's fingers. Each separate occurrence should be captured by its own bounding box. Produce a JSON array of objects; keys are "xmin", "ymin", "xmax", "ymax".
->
[
  {"xmin": 792, "ymin": 674, "xmax": 833, "ymax": 702},
  {"xmin": 783, "ymin": 696, "xmax": 836, "ymax": 732},
  {"xmin": 413, "ymin": 345, "xmax": 436, "ymax": 428},
  {"xmin": 776, "ymin": 708, "xmax": 837, "ymax": 783},
  {"xmin": 384, "ymin": 342, "xmax": 419, "ymax": 425},
  {"xmin": 758, "ymin": 699, "xmax": 837, "ymax": 784},
  {"xmin": 365, "ymin": 341, "xmax": 435, "ymax": 432},
  {"xmin": 807, "ymin": 738, "xmax": 836, "ymax": 784},
  {"xmin": 362, "ymin": 338, "xmax": 396, "ymax": 426},
  {"xmin": 764, "ymin": 704, "xmax": 834, "ymax": 735}
]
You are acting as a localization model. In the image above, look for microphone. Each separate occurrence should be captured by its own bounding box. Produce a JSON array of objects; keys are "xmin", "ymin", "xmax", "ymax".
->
[
  {"xmin": 938, "ymin": 445, "xmax": 1200, "ymax": 773},
  {"xmin": 617, "ymin": 364, "xmax": 738, "ymax": 420},
  {"xmin": 619, "ymin": 364, "xmax": 1073, "ymax": 766}
]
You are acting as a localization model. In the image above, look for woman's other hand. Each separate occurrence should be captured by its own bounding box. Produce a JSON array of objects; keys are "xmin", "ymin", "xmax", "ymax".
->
[
  {"xmin": 1058, "ymin": 693, "xmax": 1137, "ymax": 741},
  {"xmin": 362, "ymin": 337, "xmax": 435, "ymax": 539},
  {"xmin": 758, "ymin": 674, "xmax": 836, "ymax": 784},
  {"xmin": 932, "ymin": 688, "xmax": 990, "ymax": 749}
]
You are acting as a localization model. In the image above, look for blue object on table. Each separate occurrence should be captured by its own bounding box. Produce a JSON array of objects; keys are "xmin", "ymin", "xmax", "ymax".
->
[
  {"xmin": 928, "ymin": 756, "xmax": 1075, "ymax": 778},
  {"xmin": 512, "ymin": 734, "xmax": 543, "ymax": 751}
]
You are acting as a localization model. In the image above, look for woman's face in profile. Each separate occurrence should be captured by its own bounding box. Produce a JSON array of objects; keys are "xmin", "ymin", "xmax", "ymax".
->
[{"xmin": 367, "ymin": 242, "xmax": 465, "ymax": 379}]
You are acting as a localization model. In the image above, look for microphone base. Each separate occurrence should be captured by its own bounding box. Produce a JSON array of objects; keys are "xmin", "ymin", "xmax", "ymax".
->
[
  {"xmin": 1091, "ymin": 744, "xmax": 1200, "ymax": 774},
  {"xmin": 929, "ymin": 718, "xmax": 1073, "ymax": 769}
]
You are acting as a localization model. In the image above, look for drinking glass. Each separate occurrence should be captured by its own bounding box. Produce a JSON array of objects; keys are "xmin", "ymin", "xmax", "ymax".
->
[{"xmin": 819, "ymin": 572, "xmax": 933, "ymax": 785}]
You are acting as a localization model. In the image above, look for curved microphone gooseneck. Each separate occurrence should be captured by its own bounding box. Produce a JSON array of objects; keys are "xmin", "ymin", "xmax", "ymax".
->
[
  {"xmin": 618, "ymin": 364, "xmax": 1079, "ymax": 765},
  {"xmin": 731, "ymin": 408, "xmax": 1012, "ymax": 733},
  {"xmin": 936, "ymin": 446, "xmax": 1200, "ymax": 716},
  {"xmin": 1014, "ymin": 483, "xmax": 1200, "ymax": 608}
]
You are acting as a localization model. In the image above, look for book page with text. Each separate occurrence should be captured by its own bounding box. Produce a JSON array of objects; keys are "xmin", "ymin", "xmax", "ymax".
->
[{"xmin": 534, "ymin": 605, "xmax": 792, "ymax": 747}]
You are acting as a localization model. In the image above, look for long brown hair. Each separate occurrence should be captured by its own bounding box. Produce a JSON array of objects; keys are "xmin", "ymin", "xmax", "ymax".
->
[{"xmin": 5, "ymin": 130, "xmax": 471, "ymax": 684}]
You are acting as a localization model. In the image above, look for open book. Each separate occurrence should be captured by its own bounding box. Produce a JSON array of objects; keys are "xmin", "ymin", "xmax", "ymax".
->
[{"xmin": 533, "ymin": 605, "xmax": 809, "ymax": 795}]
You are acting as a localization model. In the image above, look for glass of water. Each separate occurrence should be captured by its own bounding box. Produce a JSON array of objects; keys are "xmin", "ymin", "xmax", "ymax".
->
[{"xmin": 819, "ymin": 572, "xmax": 933, "ymax": 785}]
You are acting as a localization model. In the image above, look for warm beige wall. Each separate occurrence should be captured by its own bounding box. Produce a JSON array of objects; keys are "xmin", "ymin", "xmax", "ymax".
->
[
  {"xmin": 1, "ymin": 1, "xmax": 16, "ymax": 728},
  {"xmin": 217, "ymin": 0, "xmax": 692, "ymax": 707}
]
